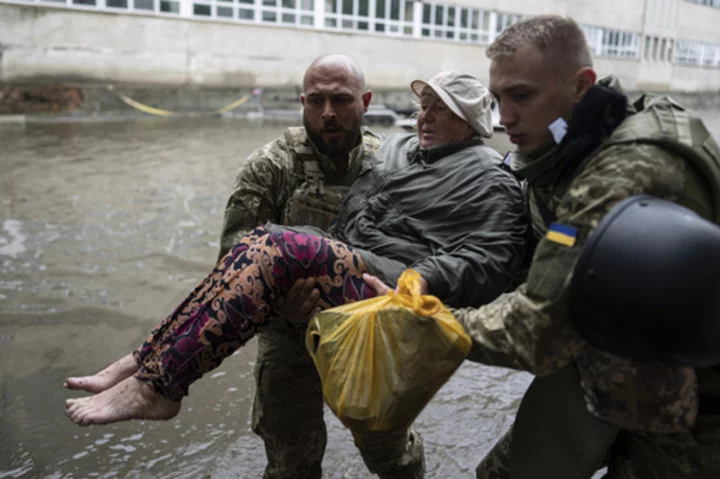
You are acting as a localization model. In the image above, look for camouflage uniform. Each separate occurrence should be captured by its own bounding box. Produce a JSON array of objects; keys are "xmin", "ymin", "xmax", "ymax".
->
[
  {"xmin": 219, "ymin": 127, "xmax": 380, "ymax": 256},
  {"xmin": 218, "ymin": 127, "xmax": 425, "ymax": 479},
  {"xmin": 460, "ymin": 80, "xmax": 720, "ymax": 479}
]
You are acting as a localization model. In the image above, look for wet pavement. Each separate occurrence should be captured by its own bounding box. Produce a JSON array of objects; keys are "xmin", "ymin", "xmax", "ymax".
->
[{"xmin": 1, "ymin": 113, "xmax": 718, "ymax": 478}]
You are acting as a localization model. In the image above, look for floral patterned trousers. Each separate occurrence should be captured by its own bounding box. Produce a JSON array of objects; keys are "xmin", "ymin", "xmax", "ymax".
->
[{"xmin": 133, "ymin": 228, "xmax": 376, "ymax": 400}]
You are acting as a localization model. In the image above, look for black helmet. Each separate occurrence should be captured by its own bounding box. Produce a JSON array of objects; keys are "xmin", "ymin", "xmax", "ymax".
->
[{"xmin": 570, "ymin": 195, "xmax": 720, "ymax": 367}]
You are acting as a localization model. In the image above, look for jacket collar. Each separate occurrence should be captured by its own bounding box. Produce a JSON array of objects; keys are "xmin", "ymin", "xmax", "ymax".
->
[{"xmin": 407, "ymin": 137, "xmax": 484, "ymax": 164}]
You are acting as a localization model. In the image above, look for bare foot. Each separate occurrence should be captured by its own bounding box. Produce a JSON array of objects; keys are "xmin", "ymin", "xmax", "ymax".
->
[
  {"xmin": 65, "ymin": 376, "xmax": 181, "ymax": 426},
  {"xmin": 64, "ymin": 353, "xmax": 139, "ymax": 393}
]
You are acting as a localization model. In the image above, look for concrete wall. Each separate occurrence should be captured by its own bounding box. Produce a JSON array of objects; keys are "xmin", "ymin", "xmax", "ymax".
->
[
  {"xmin": 2, "ymin": 2, "xmax": 719, "ymax": 93},
  {"xmin": 677, "ymin": 1, "xmax": 720, "ymax": 44},
  {"xmin": 671, "ymin": 65, "xmax": 720, "ymax": 92},
  {"xmin": 0, "ymin": 2, "xmax": 644, "ymax": 91},
  {"xmin": 469, "ymin": 0, "xmax": 644, "ymax": 31},
  {"xmin": 643, "ymin": 0, "xmax": 679, "ymax": 38},
  {"xmin": 637, "ymin": 61, "xmax": 674, "ymax": 92},
  {"xmin": 594, "ymin": 57, "xmax": 640, "ymax": 90},
  {"xmin": 0, "ymin": 3, "xmax": 495, "ymax": 89}
]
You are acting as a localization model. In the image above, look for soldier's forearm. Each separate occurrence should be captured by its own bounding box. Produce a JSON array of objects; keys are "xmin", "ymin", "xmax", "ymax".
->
[{"xmin": 454, "ymin": 290, "xmax": 582, "ymax": 376}]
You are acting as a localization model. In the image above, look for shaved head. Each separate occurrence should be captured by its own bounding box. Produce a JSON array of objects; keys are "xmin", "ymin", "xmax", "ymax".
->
[
  {"xmin": 303, "ymin": 54, "xmax": 366, "ymax": 92},
  {"xmin": 300, "ymin": 54, "xmax": 371, "ymax": 164}
]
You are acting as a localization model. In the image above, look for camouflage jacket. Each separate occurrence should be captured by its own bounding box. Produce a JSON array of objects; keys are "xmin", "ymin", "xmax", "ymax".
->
[
  {"xmin": 218, "ymin": 126, "xmax": 382, "ymax": 259},
  {"xmin": 455, "ymin": 79, "xmax": 720, "ymax": 433}
]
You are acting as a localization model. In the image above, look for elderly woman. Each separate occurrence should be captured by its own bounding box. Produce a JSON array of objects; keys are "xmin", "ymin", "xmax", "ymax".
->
[{"xmin": 65, "ymin": 71, "xmax": 527, "ymax": 426}]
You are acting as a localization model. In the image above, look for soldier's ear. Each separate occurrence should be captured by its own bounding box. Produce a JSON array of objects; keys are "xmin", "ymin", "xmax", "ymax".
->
[
  {"xmin": 573, "ymin": 68, "xmax": 597, "ymax": 104},
  {"xmin": 301, "ymin": 94, "xmax": 307, "ymax": 106},
  {"xmin": 362, "ymin": 91, "xmax": 372, "ymax": 112}
]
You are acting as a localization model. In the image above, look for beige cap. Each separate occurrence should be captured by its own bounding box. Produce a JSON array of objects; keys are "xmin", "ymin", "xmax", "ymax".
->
[{"xmin": 411, "ymin": 71, "xmax": 494, "ymax": 138}]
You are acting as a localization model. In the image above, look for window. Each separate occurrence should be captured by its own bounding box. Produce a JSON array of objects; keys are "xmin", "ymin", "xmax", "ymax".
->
[
  {"xmin": 60, "ymin": 0, "xmax": 181, "ymax": 13},
  {"xmin": 683, "ymin": 40, "xmax": 718, "ymax": 66},
  {"xmin": 193, "ymin": 2, "xmax": 211, "ymax": 14},
  {"xmin": 133, "ymin": 0, "xmax": 153, "ymax": 9},
  {"xmin": 238, "ymin": 0, "xmax": 255, "ymax": 20},
  {"xmin": 581, "ymin": 24, "xmax": 639, "ymax": 59},
  {"xmin": 14, "ymin": 0, "xmax": 719, "ymax": 71},
  {"xmin": 161, "ymin": 0, "xmax": 179, "ymax": 12},
  {"xmin": 185, "ymin": 0, "xmax": 309, "ymax": 23},
  {"xmin": 318, "ymin": 0, "xmax": 418, "ymax": 37},
  {"xmin": 581, "ymin": 25, "xmax": 603, "ymax": 56},
  {"xmin": 421, "ymin": 3, "xmax": 448, "ymax": 39},
  {"xmin": 367, "ymin": 0, "xmax": 414, "ymax": 36},
  {"xmin": 421, "ymin": 2, "xmax": 490, "ymax": 44},
  {"xmin": 458, "ymin": 7, "xmax": 489, "ymax": 43},
  {"xmin": 685, "ymin": 0, "xmax": 720, "ymax": 8},
  {"xmin": 260, "ymin": 0, "xmax": 314, "ymax": 25},
  {"xmin": 495, "ymin": 12, "xmax": 520, "ymax": 37},
  {"xmin": 189, "ymin": 0, "xmax": 243, "ymax": 19},
  {"xmin": 673, "ymin": 40, "xmax": 720, "ymax": 67},
  {"xmin": 652, "ymin": 36, "xmax": 659, "ymax": 61}
]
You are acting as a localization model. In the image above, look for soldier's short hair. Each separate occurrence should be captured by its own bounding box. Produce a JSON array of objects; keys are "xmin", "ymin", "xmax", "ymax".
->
[{"xmin": 487, "ymin": 15, "xmax": 593, "ymax": 73}]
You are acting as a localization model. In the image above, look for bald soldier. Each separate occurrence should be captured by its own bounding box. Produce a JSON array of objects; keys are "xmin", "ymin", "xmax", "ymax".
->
[
  {"xmin": 65, "ymin": 54, "xmax": 387, "ymax": 478},
  {"xmin": 217, "ymin": 55, "xmax": 427, "ymax": 478}
]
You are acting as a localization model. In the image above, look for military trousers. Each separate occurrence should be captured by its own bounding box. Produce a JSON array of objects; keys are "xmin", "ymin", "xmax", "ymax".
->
[
  {"xmin": 475, "ymin": 368, "xmax": 720, "ymax": 479},
  {"xmin": 251, "ymin": 323, "xmax": 426, "ymax": 479},
  {"xmin": 476, "ymin": 420, "xmax": 720, "ymax": 479}
]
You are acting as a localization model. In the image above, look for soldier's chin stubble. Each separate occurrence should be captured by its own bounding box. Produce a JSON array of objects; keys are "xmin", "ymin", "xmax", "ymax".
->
[
  {"xmin": 306, "ymin": 128, "xmax": 344, "ymax": 156},
  {"xmin": 304, "ymin": 118, "xmax": 326, "ymax": 152}
]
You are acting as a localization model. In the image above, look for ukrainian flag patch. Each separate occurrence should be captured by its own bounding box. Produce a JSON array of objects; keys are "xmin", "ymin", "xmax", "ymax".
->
[{"xmin": 546, "ymin": 223, "xmax": 577, "ymax": 247}]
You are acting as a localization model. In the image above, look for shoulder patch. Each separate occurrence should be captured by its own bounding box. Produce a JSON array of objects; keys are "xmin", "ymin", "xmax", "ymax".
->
[{"xmin": 546, "ymin": 223, "xmax": 577, "ymax": 247}]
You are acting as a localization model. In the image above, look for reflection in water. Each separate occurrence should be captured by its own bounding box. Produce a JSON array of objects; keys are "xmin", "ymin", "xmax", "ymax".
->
[{"xmin": 1, "ymin": 114, "xmax": 718, "ymax": 477}]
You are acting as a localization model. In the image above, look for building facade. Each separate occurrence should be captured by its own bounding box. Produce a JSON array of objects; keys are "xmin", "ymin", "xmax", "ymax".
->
[{"xmin": 1, "ymin": 0, "xmax": 720, "ymax": 91}]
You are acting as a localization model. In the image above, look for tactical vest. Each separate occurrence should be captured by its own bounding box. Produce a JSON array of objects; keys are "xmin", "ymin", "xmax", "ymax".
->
[
  {"xmin": 604, "ymin": 94, "xmax": 720, "ymax": 222},
  {"xmin": 280, "ymin": 127, "xmax": 382, "ymax": 231},
  {"xmin": 549, "ymin": 94, "xmax": 720, "ymax": 377},
  {"xmin": 527, "ymin": 94, "xmax": 720, "ymax": 236}
]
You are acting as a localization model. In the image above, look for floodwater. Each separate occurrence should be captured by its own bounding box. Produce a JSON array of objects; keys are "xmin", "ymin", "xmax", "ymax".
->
[{"xmin": 0, "ymin": 112, "xmax": 718, "ymax": 478}]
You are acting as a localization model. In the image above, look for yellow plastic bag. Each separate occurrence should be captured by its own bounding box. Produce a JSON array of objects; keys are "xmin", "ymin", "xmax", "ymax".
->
[{"xmin": 305, "ymin": 269, "xmax": 472, "ymax": 433}]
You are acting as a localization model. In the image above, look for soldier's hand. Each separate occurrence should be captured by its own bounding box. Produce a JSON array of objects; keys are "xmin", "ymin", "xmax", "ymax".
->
[
  {"xmin": 276, "ymin": 278, "xmax": 321, "ymax": 326},
  {"xmin": 363, "ymin": 273, "xmax": 430, "ymax": 295},
  {"xmin": 362, "ymin": 273, "xmax": 392, "ymax": 295}
]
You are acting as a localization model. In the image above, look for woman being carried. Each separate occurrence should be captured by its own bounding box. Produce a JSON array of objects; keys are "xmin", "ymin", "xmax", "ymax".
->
[{"xmin": 64, "ymin": 71, "xmax": 528, "ymax": 426}]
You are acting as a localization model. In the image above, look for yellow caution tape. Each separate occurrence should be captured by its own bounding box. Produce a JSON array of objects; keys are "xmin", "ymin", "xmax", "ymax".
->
[
  {"xmin": 106, "ymin": 85, "xmax": 250, "ymax": 117},
  {"xmin": 215, "ymin": 95, "xmax": 252, "ymax": 114}
]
